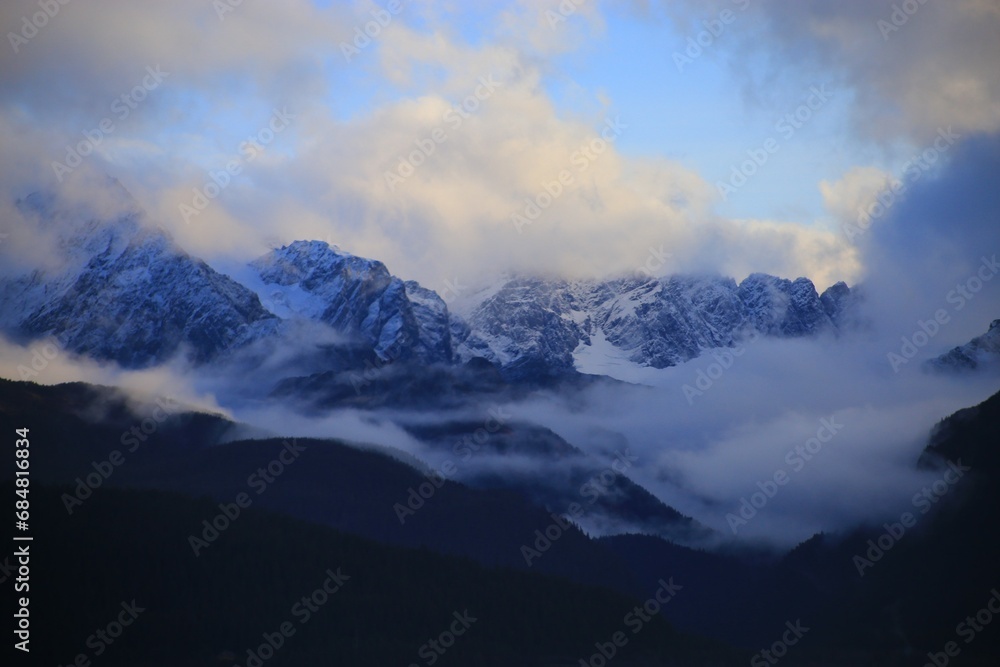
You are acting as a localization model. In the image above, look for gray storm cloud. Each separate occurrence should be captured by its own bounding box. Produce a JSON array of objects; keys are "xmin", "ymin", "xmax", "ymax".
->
[{"xmin": 645, "ymin": 0, "xmax": 1000, "ymax": 143}]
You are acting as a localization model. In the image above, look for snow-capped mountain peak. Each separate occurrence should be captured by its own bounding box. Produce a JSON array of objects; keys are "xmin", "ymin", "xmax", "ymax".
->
[
  {"xmin": 248, "ymin": 241, "xmax": 453, "ymax": 364},
  {"xmin": 452, "ymin": 272, "xmax": 855, "ymax": 379},
  {"xmin": 1, "ymin": 188, "xmax": 277, "ymax": 367}
]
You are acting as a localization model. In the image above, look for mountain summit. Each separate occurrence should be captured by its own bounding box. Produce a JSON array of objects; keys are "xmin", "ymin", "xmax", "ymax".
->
[
  {"xmin": 249, "ymin": 240, "xmax": 453, "ymax": 364},
  {"xmin": 452, "ymin": 272, "xmax": 855, "ymax": 380},
  {"xmin": 1, "ymin": 189, "xmax": 276, "ymax": 367}
]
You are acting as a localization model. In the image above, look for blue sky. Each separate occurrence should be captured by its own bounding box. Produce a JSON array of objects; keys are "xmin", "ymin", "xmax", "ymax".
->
[
  {"xmin": 543, "ymin": 10, "xmax": 859, "ymax": 225},
  {"xmin": 320, "ymin": 3, "xmax": 869, "ymax": 226},
  {"xmin": 1, "ymin": 0, "xmax": 998, "ymax": 291}
]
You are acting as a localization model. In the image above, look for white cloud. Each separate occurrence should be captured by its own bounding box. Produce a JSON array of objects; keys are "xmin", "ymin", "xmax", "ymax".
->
[
  {"xmin": 820, "ymin": 165, "xmax": 893, "ymax": 228},
  {"xmin": 0, "ymin": 335, "xmax": 226, "ymax": 416},
  {"xmin": 0, "ymin": 0, "xmax": 863, "ymax": 292}
]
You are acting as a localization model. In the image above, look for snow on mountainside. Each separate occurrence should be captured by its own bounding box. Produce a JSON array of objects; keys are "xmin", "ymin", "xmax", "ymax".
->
[
  {"xmin": 452, "ymin": 277, "xmax": 590, "ymax": 380},
  {"xmin": 455, "ymin": 272, "xmax": 856, "ymax": 379},
  {"xmin": 0, "ymin": 188, "xmax": 278, "ymax": 367},
  {"xmin": 247, "ymin": 241, "xmax": 453, "ymax": 364}
]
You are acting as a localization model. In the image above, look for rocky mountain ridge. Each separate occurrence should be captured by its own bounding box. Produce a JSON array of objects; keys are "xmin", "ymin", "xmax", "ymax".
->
[{"xmin": 2, "ymin": 188, "xmax": 858, "ymax": 383}]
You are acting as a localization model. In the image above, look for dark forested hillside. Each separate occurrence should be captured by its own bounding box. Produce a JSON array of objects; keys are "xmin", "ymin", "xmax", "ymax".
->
[
  {"xmin": 6, "ymin": 483, "xmax": 734, "ymax": 666},
  {"xmin": 605, "ymin": 389, "xmax": 1000, "ymax": 663},
  {"xmin": 3, "ymin": 379, "xmax": 1000, "ymax": 665},
  {"xmin": 0, "ymin": 379, "xmax": 642, "ymax": 592}
]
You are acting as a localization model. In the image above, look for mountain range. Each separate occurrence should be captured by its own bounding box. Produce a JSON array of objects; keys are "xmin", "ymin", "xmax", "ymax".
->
[{"xmin": 1, "ymin": 186, "xmax": 859, "ymax": 386}]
